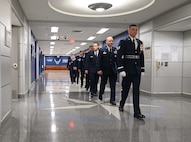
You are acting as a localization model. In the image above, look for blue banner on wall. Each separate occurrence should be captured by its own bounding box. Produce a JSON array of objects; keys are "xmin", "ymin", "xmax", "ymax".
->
[{"xmin": 45, "ymin": 56, "xmax": 69, "ymax": 66}]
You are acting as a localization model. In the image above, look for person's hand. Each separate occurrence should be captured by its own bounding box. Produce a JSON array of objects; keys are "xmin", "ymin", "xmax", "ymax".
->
[
  {"xmin": 85, "ymin": 70, "xmax": 88, "ymax": 74},
  {"xmin": 119, "ymin": 71, "xmax": 126, "ymax": 77},
  {"xmin": 97, "ymin": 70, "xmax": 103, "ymax": 75},
  {"xmin": 73, "ymin": 67, "xmax": 77, "ymax": 70}
]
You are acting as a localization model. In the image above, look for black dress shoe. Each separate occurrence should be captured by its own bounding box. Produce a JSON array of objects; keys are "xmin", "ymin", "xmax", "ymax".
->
[
  {"xmin": 91, "ymin": 92, "xmax": 94, "ymax": 97},
  {"xmin": 99, "ymin": 95, "xmax": 102, "ymax": 101},
  {"xmin": 134, "ymin": 114, "xmax": 146, "ymax": 119},
  {"xmin": 110, "ymin": 101, "xmax": 116, "ymax": 105},
  {"xmin": 119, "ymin": 107, "xmax": 124, "ymax": 112},
  {"xmin": 91, "ymin": 92, "xmax": 97, "ymax": 97}
]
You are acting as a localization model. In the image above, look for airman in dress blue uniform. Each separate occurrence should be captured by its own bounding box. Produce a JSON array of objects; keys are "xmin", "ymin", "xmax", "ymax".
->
[
  {"xmin": 84, "ymin": 43, "xmax": 100, "ymax": 97},
  {"xmin": 97, "ymin": 37, "xmax": 117, "ymax": 105},
  {"xmin": 67, "ymin": 53, "xmax": 77, "ymax": 84},
  {"xmin": 77, "ymin": 51, "xmax": 85, "ymax": 87},
  {"xmin": 117, "ymin": 24, "xmax": 145, "ymax": 119}
]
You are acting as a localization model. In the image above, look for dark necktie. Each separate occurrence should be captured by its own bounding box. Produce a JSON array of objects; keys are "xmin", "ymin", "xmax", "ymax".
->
[
  {"xmin": 133, "ymin": 39, "xmax": 136, "ymax": 49},
  {"xmin": 95, "ymin": 51, "xmax": 98, "ymax": 56}
]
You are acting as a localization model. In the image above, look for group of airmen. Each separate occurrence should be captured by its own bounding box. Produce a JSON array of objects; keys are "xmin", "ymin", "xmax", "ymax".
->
[{"xmin": 67, "ymin": 24, "xmax": 146, "ymax": 119}]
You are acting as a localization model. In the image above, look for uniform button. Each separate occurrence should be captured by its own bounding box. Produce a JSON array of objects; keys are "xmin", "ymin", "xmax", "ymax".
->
[{"xmin": 135, "ymin": 62, "xmax": 137, "ymax": 64}]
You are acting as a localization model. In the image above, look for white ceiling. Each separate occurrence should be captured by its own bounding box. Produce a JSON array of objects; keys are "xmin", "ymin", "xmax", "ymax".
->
[{"xmin": 14, "ymin": 0, "xmax": 191, "ymax": 55}]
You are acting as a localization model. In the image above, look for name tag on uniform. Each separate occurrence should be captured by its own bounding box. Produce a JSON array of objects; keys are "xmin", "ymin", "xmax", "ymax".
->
[{"xmin": 90, "ymin": 56, "xmax": 94, "ymax": 58}]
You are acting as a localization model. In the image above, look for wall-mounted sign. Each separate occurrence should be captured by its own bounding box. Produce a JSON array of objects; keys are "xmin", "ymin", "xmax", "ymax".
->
[{"xmin": 45, "ymin": 56, "xmax": 69, "ymax": 66}]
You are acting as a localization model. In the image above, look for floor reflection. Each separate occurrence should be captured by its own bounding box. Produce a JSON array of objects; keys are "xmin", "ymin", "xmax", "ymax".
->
[{"xmin": 0, "ymin": 70, "xmax": 191, "ymax": 142}]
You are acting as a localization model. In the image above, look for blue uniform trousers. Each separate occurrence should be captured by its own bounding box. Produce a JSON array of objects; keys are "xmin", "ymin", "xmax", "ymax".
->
[{"xmin": 120, "ymin": 73, "xmax": 141, "ymax": 114}]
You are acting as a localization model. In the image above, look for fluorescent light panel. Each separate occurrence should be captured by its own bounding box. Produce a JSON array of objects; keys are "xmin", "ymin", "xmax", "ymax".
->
[
  {"xmin": 50, "ymin": 46, "xmax": 54, "ymax": 49},
  {"xmin": 51, "ymin": 27, "xmax": 59, "ymax": 33},
  {"xmin": 50, "ymin": 36, "xmax": 57, "ymax": 40},
  {"xmin": 80, "ymin": 42, "xmax": 87, "ymax": 45},
  {"xmin": 87, "ymin": 36, "xmax": 96, "ymax": 40},
  {"xmin": 50, "ymin": 42, "xmax": 55, "ymax": 45},
  {"xmin": 75, "ymin": 47, "xmax": 80, "ymax": 49},
  {"xmin": 96, "ymin": 28, "xmax": 109, "ymax": 34}
]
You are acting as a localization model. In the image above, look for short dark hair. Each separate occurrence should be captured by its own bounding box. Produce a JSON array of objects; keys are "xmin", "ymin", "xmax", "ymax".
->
[
  {"xmin": 129, "ymin": 24, "xmax": 137, "ymax": 28},
  {"xmin": 93, "ymin": 42, "xmax": 99, "ymax": 46},
  {"xmin": 89, "ymin": 45, "xmax": 93, "ymax": 48}
]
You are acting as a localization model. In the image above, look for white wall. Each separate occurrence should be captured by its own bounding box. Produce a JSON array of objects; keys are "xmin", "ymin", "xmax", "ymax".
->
[
  {"xmin": 0, "ymin": 0, "xmax": 12, "ymax": 123},
  {"xmin": 10, "ymin": 0, "xmax": 32, "ymax": 96},
  {"xmin": 139, "ymin": 21, "xmax": 153, "ymax": 93},
  {"xmin": 11, "ymin": 27, "xmax": 19, "ymax": 99},
  {"xmin": 36, "ymin": 44, "xmax": 39, "ymax": 79},
  {"xmin": 18, "ymin": 18, "xmax": 31, "ymax": 96},
  {"xmin": 152, "ymin": 32, "xmax": 183, "ymax": 93},
  {"xmin": 153, "ymin": 3, "xmax": 191, "ymax": 29},
  {"xmin": 183, "ymin": 30, "xmax": 191, "ymax": 95}
]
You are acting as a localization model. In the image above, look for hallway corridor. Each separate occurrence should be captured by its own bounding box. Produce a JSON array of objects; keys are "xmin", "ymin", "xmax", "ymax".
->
[{"xmin": 0, "ymin": 70, "xmax": 191, "ymax": 142}]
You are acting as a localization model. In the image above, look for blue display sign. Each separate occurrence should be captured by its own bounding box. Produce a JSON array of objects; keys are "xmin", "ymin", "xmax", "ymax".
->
[{"xmin": 45, "ymin": 56, "xmax": 69, "ymax": 66}]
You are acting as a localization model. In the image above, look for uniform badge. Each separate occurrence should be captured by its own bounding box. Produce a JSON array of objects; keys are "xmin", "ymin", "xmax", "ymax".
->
[
  {"xmin": 140, "ymin": 44, "xmax": 144, "ymax": 51},
  {"xmin": 103, "ymin": 51, "xmax": 107, "ymax": 54},
  {"xmin": 90, "ymin": 56, "xmax": 93, "ymax": 58},
  {"xmin": 117, "ymin": 46, "xmax": 120, "ymax": 50},
  {"xmin": 114, "ymin": 50, "xmax": 117, "ymax": 54}
]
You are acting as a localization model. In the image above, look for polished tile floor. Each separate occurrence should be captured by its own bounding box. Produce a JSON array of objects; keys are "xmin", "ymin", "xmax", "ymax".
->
[{"xmin": 0, "ymin": 70, "xmax": 191, "ymax": 142}]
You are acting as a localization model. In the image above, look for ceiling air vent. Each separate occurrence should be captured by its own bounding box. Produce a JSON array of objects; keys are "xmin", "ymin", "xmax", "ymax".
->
[{"xmin": 72, "ymin": 30, "xmax": 83, "ymax": 33}]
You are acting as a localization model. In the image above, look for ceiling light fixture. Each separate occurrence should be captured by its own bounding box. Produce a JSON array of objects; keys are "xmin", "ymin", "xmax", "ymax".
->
[
  {"xmin": 87, "ymin": 36, "xmax": 96, "ymax": 40},
  {"xmin": 51, "ymin": 27, "xmax": 59, "ymax": 33},
  {"xmin": 96, "ymin": 28, "xmax": 109, "ymax": 34},
  {"xmin": 50, "ymin": 42, "xmax": 55, "ymax": 45},
  {"xmin": 75, "ymin": 47, "xmax": 80, "ymax": 49},
  {"xmin": 48, "ymin": 0, "xmax": 156, "ymax": 17},
  {"xmin": 80, "ymin": 42, "xmax": 87, "ymax": 45},
  {"xmin": 50, "ymin": 36, "xmax": 57, "ymax": 40},
  {"xmin": 88, "ymin": 3, "xmax": 112, "ymax": 12}
]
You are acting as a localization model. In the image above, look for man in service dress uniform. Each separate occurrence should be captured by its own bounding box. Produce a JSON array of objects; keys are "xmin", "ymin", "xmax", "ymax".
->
[
  {"xmin": 97, "ymin": 36, "xmax": 117, "ymax": 105},
  {"xmin": 117, "ymin": 24, "xmax": 145, "ymax": 119},
  {"xmin": 84, "ymin": 43, "xmax": 100, "ymax": 97}
]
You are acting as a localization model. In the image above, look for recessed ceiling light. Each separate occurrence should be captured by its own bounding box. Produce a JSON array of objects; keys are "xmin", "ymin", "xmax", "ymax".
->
[
  {"xmin": 88, "ymin": 3, "xmax": 112, "ymax": 12},
  {"xmin": 87, "ymin": 36, "xmax": 96, "ymax": 40},
  {"xmin": 50, "ymin": 46, "xmax": 54, "ymax": 49},
  {"xmin": 96, "ymin": 28, "xmax": 109, "ymax": 34},
  {"xmin": 51, "ymin": 27, "xmax": 59, "ymax": 33},
  {"xmin": 50, "ymin": 42, "xmax": 55, "ymax": 45},
  {"xmin": 80, "ymin": 42, "xmax": 87, "ymax": 45},
  {"xmin": 75, "ymin": 47, "xmax": 80, "ymax": 49},
  {"xmin": 50, "ymin": 36, "xmax": 57, "ymax": 40}
]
